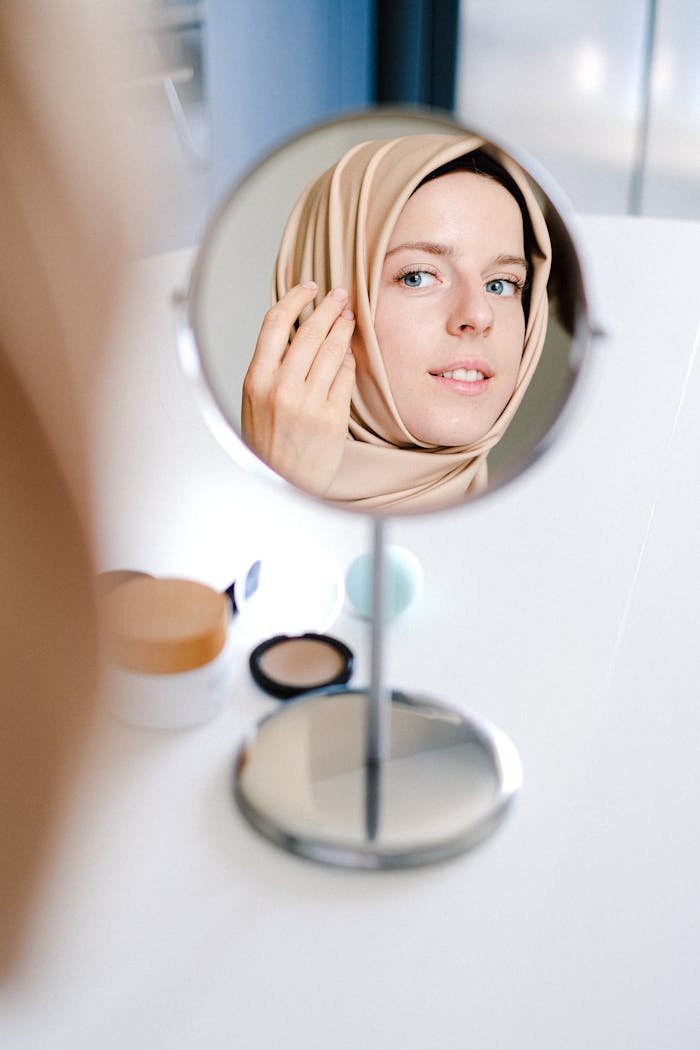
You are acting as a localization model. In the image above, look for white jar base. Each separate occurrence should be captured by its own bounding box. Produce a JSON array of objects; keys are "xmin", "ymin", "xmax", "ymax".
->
[{"xmin": 105, "ymin": 631, "xmax": 236, "ymax": 730}]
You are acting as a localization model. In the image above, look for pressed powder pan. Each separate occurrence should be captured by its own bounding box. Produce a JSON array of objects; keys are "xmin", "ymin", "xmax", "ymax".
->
[{"xmin": 250, "ymin": 633, "xmax": 353, "ymax": 700}]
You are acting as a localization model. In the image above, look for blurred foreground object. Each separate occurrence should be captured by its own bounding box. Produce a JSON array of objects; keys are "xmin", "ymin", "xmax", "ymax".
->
[{"xmin": 0, "ymin": 0, "xmax": 138, "ymax": 975}]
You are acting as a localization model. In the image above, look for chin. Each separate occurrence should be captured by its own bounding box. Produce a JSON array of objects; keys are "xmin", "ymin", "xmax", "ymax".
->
[{"xmin": 410, "ymin": 421, "xmax": 490, "ymax": 447}]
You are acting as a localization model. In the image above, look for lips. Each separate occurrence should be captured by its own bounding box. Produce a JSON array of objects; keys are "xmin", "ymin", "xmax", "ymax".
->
[
  {"xmin": 439, "ymin": 367, "xmax": 486, "ymax": 381},
  {"xmin": 428, "ymin": 358, "xmax": 494, "ymax": 395},
  {"xmin": 429, "ymin": 358, "xmax": 494, "ymax": 381}
]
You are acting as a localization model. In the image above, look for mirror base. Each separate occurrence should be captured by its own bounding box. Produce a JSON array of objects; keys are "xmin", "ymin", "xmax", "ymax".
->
[{"xmin": 234, "ymin": 689, "xmax": 523, "ymax": 869}]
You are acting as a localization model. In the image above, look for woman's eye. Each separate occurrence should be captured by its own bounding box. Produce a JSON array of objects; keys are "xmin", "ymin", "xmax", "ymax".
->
[
  {"xmin": 399, "ymin": 270, "xmax": 437, "ymax": 289},
  {"xmin": 485, "ymin": 278, "xmax": 519, "ymax": 297}
]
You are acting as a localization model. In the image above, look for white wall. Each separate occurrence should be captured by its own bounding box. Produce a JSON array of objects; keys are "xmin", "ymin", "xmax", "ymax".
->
[{"xmin": 456, "ymin": 0, "xmax": 700, "ymax": 218}]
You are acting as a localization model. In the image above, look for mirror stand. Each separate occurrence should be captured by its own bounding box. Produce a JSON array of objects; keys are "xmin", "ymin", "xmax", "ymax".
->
[{"xmin": 234, "ymin": 516, "xmax": 523, "ymax": 869}]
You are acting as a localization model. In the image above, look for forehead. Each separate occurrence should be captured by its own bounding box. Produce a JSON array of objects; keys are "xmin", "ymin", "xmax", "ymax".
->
[{"xmin": 387, "ymin": 171, "xmax": 524, "ymax": 250}]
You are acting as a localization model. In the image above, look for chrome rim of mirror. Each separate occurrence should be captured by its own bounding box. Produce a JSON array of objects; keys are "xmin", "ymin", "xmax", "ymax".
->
[
  {"xmin": 234, "ymin": 688, "xmax": 523, "ymax": 869},
  {"xmin": 176, "ymin": 106, "xmax": 598, "ymax": 518}
]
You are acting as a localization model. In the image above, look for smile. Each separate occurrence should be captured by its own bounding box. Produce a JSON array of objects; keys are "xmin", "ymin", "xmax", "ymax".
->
[
  {"xmin": 439, "ymin": 368, "xmax": 485, "ymax": 381},
  {"xmin": 429, "ymin": 358, "xmax": 494, "ymax": 381},
  {"xmin": 428, "ymin": 359, "xmax": 494, "ymax": 395}
]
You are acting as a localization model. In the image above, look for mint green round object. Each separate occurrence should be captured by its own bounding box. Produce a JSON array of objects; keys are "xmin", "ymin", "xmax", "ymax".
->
[{"xmin": 345, "ymin": 545, "xmax": 423, "ymax": 621}]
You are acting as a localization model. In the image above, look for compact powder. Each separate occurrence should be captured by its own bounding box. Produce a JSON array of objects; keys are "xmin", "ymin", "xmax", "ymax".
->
[
  {"xmin": 259, "ymin": 638, "xmax": 344, "ymax": 687},
  {"xmin": 250, "ymin": 633, "xmax": 353, "ymax": 699}
]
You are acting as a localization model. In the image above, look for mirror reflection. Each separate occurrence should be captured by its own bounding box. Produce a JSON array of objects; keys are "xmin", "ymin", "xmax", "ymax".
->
[{"xmin": 186, "ymin": 113, "xmax": 588, "ymax": 514}]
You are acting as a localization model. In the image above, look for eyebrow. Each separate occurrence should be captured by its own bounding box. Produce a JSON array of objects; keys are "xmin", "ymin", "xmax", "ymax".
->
[
  {"xmin": 384, "ymin": 241, "xmax": 453, "ymax": 258},
  {"xmin": 384, "ymin": 242, "xmax": 529, "ymax": 272},
  {"xmin": 492, "ymin": 253, "xmax": 529, "ymax": 272}
]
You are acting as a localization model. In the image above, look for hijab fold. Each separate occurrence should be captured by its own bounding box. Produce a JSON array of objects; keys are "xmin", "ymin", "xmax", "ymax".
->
[{"xmin": 275, "ymin": 134, "xmax": 551, "ymax": 511}]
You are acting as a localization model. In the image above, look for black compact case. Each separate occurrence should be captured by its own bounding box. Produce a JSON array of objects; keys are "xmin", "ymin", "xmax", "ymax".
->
[{"xmin": 249, "ymin": 632, "xmax": 354, "ymax": 700}]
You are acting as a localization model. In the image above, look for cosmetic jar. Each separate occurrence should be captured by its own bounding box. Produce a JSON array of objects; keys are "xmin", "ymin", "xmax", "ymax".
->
[
  {"xmin": 101, "ymin": 576, "xmax": 235, "ymax": 729},
  {"xmin": 249, "ymin": 632, "xmax": 353, "ymax": 700},
  {"xmin": 96, "ymin": 569, "xmax": 153, "ymax": 596}
]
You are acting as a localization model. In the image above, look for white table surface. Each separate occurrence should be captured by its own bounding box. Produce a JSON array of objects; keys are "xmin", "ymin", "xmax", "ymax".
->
[{"xmin": 2, "ymin": 216, "xmax": 699, "ymax": 1050}]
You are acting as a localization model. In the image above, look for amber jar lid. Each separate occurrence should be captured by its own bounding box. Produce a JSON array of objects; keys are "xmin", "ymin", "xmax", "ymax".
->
[
  {"xmin": 101, "ymin": 577, "xmax": 229, "ymax": 674},
  {"xmin": 96, "ymin": 569, "xmax": 153, "ymax": 596}
]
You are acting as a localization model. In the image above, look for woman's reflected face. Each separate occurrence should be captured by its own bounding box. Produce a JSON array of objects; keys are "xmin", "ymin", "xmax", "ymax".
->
[{"xmin": 373, "ymin": 171, "xmax": 528, "ymax": 447}]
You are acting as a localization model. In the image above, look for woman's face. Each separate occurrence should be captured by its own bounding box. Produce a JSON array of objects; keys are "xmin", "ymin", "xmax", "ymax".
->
[{"xmin": 372, "ymin": 171, "xmax": 528, "ymax": 447}]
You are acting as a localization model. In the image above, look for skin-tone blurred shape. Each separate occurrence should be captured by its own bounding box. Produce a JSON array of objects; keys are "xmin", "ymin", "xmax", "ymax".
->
[{"xmin": 0, "ymin": 0, "xmax": 134, "ymax": 976}]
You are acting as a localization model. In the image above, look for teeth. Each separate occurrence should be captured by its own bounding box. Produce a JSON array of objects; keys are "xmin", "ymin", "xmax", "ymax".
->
[{"xmin": 441, "ymin": 368, "xmax": 485, "ymax": 381}]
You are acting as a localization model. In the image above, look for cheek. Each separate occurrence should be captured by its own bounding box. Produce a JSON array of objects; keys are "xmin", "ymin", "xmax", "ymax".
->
[
  {"xmin": 372, "ymin": 308, "xmax": 398, "ymax": 378},
  {"xmin": 373, "ymin": 321, "xmax": 412, "ymax": 399},
  {"xmin": 374, "ymin": 305, "xmax": 430, "ymax": 376},
  {"xmin": 503, "ymin": 313, "xmax": 526, "ymax": 372}
]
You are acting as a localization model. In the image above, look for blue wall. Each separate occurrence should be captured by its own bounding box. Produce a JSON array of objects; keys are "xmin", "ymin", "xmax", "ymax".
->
[{"xmin": 206, "ymin": 0, "xmax": 375, "ymax": 205}]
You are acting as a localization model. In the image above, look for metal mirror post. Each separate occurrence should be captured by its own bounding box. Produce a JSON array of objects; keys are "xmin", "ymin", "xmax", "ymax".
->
[{"xmin": 177, "ymin": 109, "xmax": 594, "ymax": 868}]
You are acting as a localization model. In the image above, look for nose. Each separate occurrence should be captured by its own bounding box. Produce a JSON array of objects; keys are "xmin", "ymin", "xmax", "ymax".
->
[{"xmin": 446, "ymin": 280, "xmax": 494, "ymax": 336}]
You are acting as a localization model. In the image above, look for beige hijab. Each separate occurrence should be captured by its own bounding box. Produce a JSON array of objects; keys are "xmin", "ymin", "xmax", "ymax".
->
[{"xmin": 275, "ymin": 134, "xmax": 552, "ymax": 511}]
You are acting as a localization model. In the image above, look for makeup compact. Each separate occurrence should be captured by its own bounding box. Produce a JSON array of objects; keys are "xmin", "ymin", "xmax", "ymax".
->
[
  {"xmin": 249, "ymin": 633, "xmax": 353, "ymax": 700},
  {"xmin": 101, "ymin": 576, "xmax": 235, "ymax": 729}
]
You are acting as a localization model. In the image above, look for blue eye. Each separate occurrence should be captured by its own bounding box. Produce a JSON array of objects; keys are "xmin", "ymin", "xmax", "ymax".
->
[
  {"xmin": 485, "ymin": 278, "xmax": 518, "ymax": 297},
  {"xmin": 399, "ymin": 270, "xmax": 437, "ymax": 289}
]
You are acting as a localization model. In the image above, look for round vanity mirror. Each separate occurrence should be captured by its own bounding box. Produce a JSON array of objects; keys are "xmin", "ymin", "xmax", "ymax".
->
[
  {"xmin": 180, "ymin": 109, "xmax": 590, "ymax": 513},
  {"xmin": 177, "ymin": 109, "xmax": 595, "ymax": 868}
]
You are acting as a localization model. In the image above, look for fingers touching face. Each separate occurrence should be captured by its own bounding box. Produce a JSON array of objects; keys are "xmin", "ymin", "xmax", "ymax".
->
[{"xmin": 241, "ymin": 284, "xmax": 356, "ymax": 496}]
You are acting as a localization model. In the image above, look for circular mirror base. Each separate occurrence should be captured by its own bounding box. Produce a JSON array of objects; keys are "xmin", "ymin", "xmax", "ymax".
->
[{"xmin": 234, "ymin": 689, "xmax": 523, "ymax": 869}]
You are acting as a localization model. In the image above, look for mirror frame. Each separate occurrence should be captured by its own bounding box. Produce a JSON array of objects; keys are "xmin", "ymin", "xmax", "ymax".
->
[{"xmin": 176, "ymin": 105, "xmax": 600, "ymax": 519}]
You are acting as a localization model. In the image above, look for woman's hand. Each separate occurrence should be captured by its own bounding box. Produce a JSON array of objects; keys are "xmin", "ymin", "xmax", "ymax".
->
[{"xmin": 241, "ymin": 283, "xmax": 356, "ymax": 497}]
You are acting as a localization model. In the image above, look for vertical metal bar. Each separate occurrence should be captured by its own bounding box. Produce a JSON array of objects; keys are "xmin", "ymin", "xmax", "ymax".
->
[
  {"xmin": 366, "ymin": 515, "xmax": 388, "ymax": 841},
  {"xmin": 628, "ymin": 0, "xmax": 658, "ymax": 215},
  {"xmin": 368, "ymin": 514, "xmax": 388, "ymax": 766}
]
